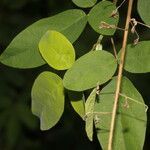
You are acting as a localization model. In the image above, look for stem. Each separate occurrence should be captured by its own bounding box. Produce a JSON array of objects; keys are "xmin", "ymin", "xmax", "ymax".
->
[{"xmin": 108, "ymin": 0, "xmax": 134, "ymax": 150}]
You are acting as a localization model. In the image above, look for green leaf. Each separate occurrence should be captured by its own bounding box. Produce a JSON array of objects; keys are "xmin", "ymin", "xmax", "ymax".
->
[
  {"xmin": 120, "ymin": 41, "xmax": 150, "ymax": 73},
  {"xmin": 63, "ymin": 50, "xmax": 117, "ymax": 91},
  {"xmin": 31, "ymin": 71, "xmax": 64, "ymax": 130},
  {"xmin": 85, "ymin": 88, "xmax": 97, "ymax": 141},
  {"xmin": 72, "ymin": 0, "xmax": 97, "ymax": 8},
  {"xmin": 88, "ymin": 0, "xmax": 119, "ymax": 35},
  {"xmin": 138, "ymin": 0, "xmax": 150, "ymax": 25},
  {"xmin": 95, "ymin": 77, "xmax": 147, "ymax": 150},
  {"xmin": 0, "ymin": 9, "xmax": 87, "ymax": 68},
  {"xmin": 39, "ymin": 30, "xmax": 75, "ymax": 70},
  {"xmin": 68, "ymin": 91, "xmax": 85, "ymax": 119}
]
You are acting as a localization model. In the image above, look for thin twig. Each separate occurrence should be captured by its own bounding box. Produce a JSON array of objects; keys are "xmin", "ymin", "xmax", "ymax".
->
[
  {"xmin": 131, "ymin": 18, "xmax": 150, "ymax": 29},
  {"xmin": 111, "ymin": 0, "xmax": 126, "ymax": 17},
  {"xmin": 130, "ymin": 21, "xmax": 140, "ymax": 45},
  {"xmin": 111, "ymin": 38, "xmax": 118, "ymax": 60},
  {"xmin": 108, "ymin": 0, "xmax": 134, "ymax": 150}
]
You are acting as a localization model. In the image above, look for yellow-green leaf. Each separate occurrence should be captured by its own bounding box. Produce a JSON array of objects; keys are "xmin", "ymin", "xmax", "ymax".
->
[
  {"xmin": 31, "ymin": 71, "xmax": 64, "ymax": 130},
  {"xmin": 39, "ymin": 30, "xmax": 75, "ymax": 70}
]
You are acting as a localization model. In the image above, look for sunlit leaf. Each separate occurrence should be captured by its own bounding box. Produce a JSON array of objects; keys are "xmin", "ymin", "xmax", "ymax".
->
[
  {"xmin": 39, "ymin": 30, "xmax": 75, "ymax": 70},
  {"xmin": 72, "ymin": 0, "xmax": 97, "ymax": 8},
  {"xmin": 88, "ymin": 0, "xmax": 119, "ymax": 35},
  {"xmin": 95, "ymin": 76, "xmax": 147, "ymax": 150},
  {"xmin": 119, "ymin": 41, "xmax": 150, "ymax": 73},
  {"xmin": 0, "ymin": 9, "xmax": 87, "ymax": 68},
  {"xmin": 63, "ymin": 50, "xmax": 117, "ymax": 91},
  {"xmin": 31, "ymin": 71, "xmax": 64, "ymax": 130},
  {"xmin": 85, "ymin": 88, "xmax": 97, "ymax": 141},
  {"xmin": 138, "ymin": 0, "xmax": 150, "ymax": 25}
]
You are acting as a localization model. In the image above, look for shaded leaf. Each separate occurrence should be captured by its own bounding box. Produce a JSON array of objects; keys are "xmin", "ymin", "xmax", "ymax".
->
[
  {"xmin": 72, "ymin": 0, "xmax": 97, "ymax": 8},
  {"xmin": 31, "ymin": 71, "xmax": 64, "ymax": 130},
  {"xmin": 138, "ymin": 0, "xmax": 150, "ymax": 25},
  {"xmin": 95, "ymin": 77, "xmax": 147, "ymax": 150},
  {"xmin": 0, "ymin": 9, "xmax": 87, "ymax": 68},
  {"xmin": 88, "ymin": 1, "xmax": 119, "ymax": 35},
  {"xmin": 120, "ymin": 41, "xmax": 150, "ymax": 73},
  {"xmin": 63, "ymin": 50, "xmax": 117, "ymax": 91},
  {"xmin": 68, "ymin": 91, "xmax": 85, "ymax": 119},
  {"xmin": 39, "ymin": 30, "xmax": 75, "ymax": 70},
  {"xmin": 85, "ymin": 88, "xmax": 97, "ymax": 141}
]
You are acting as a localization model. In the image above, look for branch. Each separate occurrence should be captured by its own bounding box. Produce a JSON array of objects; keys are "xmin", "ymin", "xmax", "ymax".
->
[{"xmin": 108, "ymin": 0, "xmax": 134, "ymax": 150}]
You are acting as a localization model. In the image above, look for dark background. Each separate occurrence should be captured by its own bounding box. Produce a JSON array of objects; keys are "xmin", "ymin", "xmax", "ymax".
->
[{"xmin": 0, "ymin": 0, "xmax": 150, "ymax": 150}]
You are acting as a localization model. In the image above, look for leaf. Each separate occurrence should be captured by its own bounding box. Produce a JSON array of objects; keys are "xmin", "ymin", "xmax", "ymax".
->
[
  {"xmin": 68, "ymin": 91, "xmax": 85, "ymax": 119},
  {"xmin": 138, "ymin": 0, "xmax": 150, "ymax": 25},
  {"xmin": 88, "ymin": 0, "xmax": 119, "ymax": 35},
  {"xmin": 85, "ymin": 88, "xmax": 97, "ymax": 141},
  {"xmin": 119, "ymin": 41, "xmax": 150, "ymax": 73},
  {"xmin": 95, "ymin": 77, "xmax": 147, "ymax": 150},
  {"xmin": 0, "ymin": 9, "xmax": 87, "ymax": 68},
  {"xmin": 31, "ymin": 71, "xmax": 64, "ymax": 130},
  {"xmin": 63, "ymin": 50, "xmax": 117, "ymax": 91},
  {"xmin": 72, "ymin": 0, "xmax": 97, "ymax": 8},
  {"xmin": 39, "ymin": 30, "xmax": 75, "ymax": 70}
]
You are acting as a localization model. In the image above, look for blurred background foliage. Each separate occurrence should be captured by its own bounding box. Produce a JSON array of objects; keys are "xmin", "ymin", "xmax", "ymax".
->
[{"xmin": 0, "ymin": 0, "xmax": 149, "ymax": 150}]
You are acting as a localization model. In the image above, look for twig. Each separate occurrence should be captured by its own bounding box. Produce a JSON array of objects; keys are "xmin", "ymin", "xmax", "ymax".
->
[
  {"xmin": 110, "ymin": 38, "xmax": 118, "ymax": 60},
  {"xmin": 111, "ymin": 0, "xmax": 126, "ymax": 18},
  {"xmin": 108, "ymin": 0, "xmax": 134, "ymax": 150},
  {"xmin": 130, "ymin": 21, "xmax": 140, "ymax": 45},
  {"xmin": 131, "ymin": 18, "xmax": 150, "ymax": 29}
]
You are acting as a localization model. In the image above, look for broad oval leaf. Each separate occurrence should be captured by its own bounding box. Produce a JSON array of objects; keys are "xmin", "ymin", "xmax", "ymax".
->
[
  {"xmin": 138, "ymin": 0, "xmax": 150, "ymax": 25},
  {"xmin": 120, "ymin": 41, "xmax": 150, "ymax": 73},
  {"xmin": 0, "ymin": 9, "xmax": 87, "ymax": 68},
  {"xmin": 95, "ymin": 77, "xmax": 147, "ymax": 150},
  {"xmin": 88, "ymin": 1, "xmax": 119, "ymax": 35},
  {"xmin": 31, "ymin": 71, "xmax": 64, "ymax": 130},
  {"xmin": 72, "ymin": 0, "xmax": 97, "ymax": 8},
  {"xmin": 39, "ymin": 30, "xmax": 75, "ymax": 70},
  {"xmin": 68, "ymin": 91, "xmax": 85, "ymax": 119},
  {"xmin": 85, "ymin": 88, "xmax": 97, "ymax": 141},
  {"xmin": 63, "ymin": 50, "xmax": 117, "ymax": 91}
]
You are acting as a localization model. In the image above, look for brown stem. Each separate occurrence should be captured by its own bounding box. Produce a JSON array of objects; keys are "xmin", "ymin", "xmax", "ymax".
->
[{"xmin": 108, "ymin": 0, "xmax": 134, "ymax": 150}]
